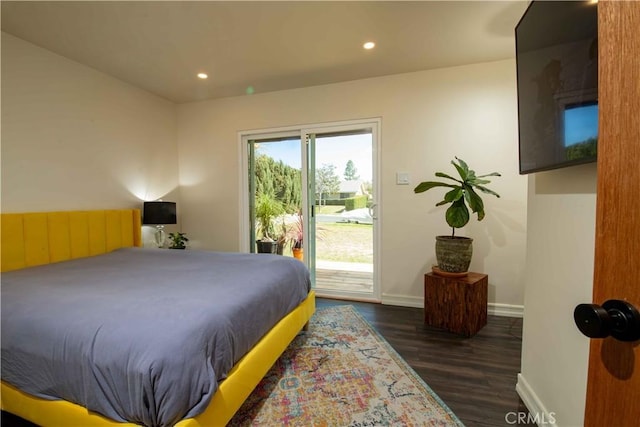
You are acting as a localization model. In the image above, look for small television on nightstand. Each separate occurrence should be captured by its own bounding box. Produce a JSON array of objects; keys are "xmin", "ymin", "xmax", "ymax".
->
[{"xmin": 515, "ymin": 0, "xmax": 598, "ymax": 174}]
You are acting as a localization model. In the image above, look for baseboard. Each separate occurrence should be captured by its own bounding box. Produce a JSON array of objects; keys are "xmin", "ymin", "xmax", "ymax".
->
[
  {"xmin": 380, "ymin": 293, "xmax": 423, "ymax": 308},
  {"xmin": 381, "ymin": 294, "xmax": 524, "ymax": 318},
  {"xmin": 315, "ymin": 291, "xmax": 381, "ymax": 304},
  {"xmin": 516, "ymin": 373, "xmax": 558, "ymax": 427},
  {"xmin": 489, "ymin": 303, "xmax": 524, "ymax": 318}
]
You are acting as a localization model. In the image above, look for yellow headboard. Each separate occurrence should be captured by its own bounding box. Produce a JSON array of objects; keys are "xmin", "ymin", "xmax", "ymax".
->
[{"xmin": 1, "ymin": 209, "xmax": 142, "ymax": 273}]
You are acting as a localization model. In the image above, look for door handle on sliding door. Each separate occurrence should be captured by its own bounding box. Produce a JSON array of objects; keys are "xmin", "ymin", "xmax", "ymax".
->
[{"xmin": 369, "ymin": 203, "xmax": 378, "ymax": 220}]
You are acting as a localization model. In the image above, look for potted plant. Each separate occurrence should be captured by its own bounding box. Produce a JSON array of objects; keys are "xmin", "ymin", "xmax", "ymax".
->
[
  {"xmin": 414, "ymin": 157, "xmax": 500, "ymax": 274},
  {"xmin": 168, "ymin": 232, "xmax": 189, "ymax": 249},
  {"xmin": 286, "ymin": 211, "xmax": 304, "ymax": 261},
  {"xmin": 284, "ymin": 210, "xmax": 327, "ymax": 261},
  {"xmin": 255, "ymin": 193, "xmax": 285, "ymax": 254},
  {"xmin": 274, "ymin": 219, "xmax": 288, "ymax": 255}
]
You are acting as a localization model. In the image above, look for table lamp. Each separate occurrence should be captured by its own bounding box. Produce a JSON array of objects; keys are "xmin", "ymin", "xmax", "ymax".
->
[{"xmin": 143, "ymin": 201, "xmax": 177, "ymax": 248}]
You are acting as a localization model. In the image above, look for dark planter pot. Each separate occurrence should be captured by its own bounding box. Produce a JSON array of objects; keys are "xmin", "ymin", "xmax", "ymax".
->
[
  {"xmin": 169, "ymin": 246, "xmax": 186, "ymax": 250},
  {"xmin": 435, "ymin": 236, "xmax": 473, "ymax": 273},
  {"xmin": 256, "ymin": 240, "xmax": 278, "ymax": 254}
]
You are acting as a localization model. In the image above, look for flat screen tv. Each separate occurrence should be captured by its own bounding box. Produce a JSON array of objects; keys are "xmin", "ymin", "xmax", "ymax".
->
[{"xmin": 516, "ymin": 0, "xmax": 598, "ymax": 174}]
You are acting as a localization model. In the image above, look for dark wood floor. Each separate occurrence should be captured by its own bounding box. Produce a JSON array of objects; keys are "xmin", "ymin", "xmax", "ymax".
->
[
  {"xmin": 317, "ymin": 297, "xmax": 532, "ymax": 427},
  {"xmin": 3, "ymin": 298, "xmax": 530, "ymax": 427}
]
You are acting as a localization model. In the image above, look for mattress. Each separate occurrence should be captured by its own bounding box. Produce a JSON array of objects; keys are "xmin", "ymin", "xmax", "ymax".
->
[{"xmin": 1, "ymin": 248, "xmax": 311, "ymax": 427}]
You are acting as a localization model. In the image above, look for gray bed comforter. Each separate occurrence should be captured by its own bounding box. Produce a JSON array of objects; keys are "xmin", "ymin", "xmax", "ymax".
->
[{"xmin": 1, "ymin": 248, "xmax": 310, "ymax": 426}]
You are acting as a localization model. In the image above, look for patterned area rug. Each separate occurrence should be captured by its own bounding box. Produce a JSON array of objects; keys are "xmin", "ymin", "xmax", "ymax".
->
[{"xmin": 229, "ymin": 305, "xmax": 463, "ymax": 426}]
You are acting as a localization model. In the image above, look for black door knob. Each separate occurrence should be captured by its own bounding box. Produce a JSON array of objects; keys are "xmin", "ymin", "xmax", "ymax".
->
[{"xmin": 574, "ymin": 300, "xmax": 640, "ymax": 342}]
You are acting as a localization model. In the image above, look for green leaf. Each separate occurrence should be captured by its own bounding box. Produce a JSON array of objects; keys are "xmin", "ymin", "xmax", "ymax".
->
[
  {"xmin": 468, "ymin": 178, "xmax": 491, "ymax": 185},
  {"xmin": 477, "ymin": 209, "xmax": 485, "ymax": 221},
  {"xmin": 435, "ymin": 200, "xmax": 449, "ymax": 207},
  {"xmin": 414, "ymin": 181, "xmax": 457, "ymax": 193},
  {"xmin": 452, "ymin": 160, "xmax": 468, "ymax": 181},
  {"xmin": 464, "ymin": 186, "xmax": 484, "ymax": 214},
  {"xmin": 445, "ymin": 198, "xmax": 470, "ymax": 228},
  {"xmin": 434, "ymin": 172, "xmax": 462, "ymax": 183},
  {"xmin": 477, "ymin": 172, "xmax": 501, "ymax": 178},
  {"xmin": 473, "ymin": 184, "xmax": 501, "ymax": 198},
  {"xmin": 455, "ymin": 157, "xmax": 470, "ymax": 173},
  {"xmin": 444, "ymin": 188, "xmax": 463, "ymax": 202}
]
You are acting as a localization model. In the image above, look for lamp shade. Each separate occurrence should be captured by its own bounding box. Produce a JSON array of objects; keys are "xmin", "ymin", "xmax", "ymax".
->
[{"xmin": 143, "ymin": 201, "xmax": 177, "ymax": 225}]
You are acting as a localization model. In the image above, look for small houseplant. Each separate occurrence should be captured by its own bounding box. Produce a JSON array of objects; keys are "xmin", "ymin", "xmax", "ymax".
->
[
  {"xmin": 286, "ymin": 211, "xmax": 304, "ymax": 260},
  {"xmin": 168, "ymin": 232, "xmax": 189, "ymax": 249},
  {"xmin": 414, "ymin": 157, "xmax": 500, "ymax": 273},
  {"xmin": 284, "ymin": 210, "xmax": 327, "ymax": 261},
  {"xmin": 255, "ymin": 193, "xmax": 285, "ymax": 254}
]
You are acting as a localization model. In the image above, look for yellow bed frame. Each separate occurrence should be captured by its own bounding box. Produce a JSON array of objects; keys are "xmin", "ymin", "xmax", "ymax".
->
[{"xmin": 0, "ymin": 209, "xmax": 316, "ymax": 426}]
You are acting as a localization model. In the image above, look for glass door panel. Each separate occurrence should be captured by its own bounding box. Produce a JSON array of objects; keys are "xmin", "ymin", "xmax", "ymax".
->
[
  {"xmin": 247, "ymin": 136, "xmax": 302, "ymax": 256},
  {"xmin": 307, "ymin": 129, "xmax": 376, "ymax": 299}
]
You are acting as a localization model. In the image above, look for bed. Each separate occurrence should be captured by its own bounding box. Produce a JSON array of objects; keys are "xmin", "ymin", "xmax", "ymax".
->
[{"xmin": 0, "ymin": 209, "xmax": 316, "ymax": 427}]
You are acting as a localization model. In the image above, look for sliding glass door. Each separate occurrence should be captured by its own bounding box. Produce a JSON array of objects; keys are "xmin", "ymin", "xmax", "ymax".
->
[{"xmin": 241, "ymin": 119, "xmax": 379, "ymax": 302}]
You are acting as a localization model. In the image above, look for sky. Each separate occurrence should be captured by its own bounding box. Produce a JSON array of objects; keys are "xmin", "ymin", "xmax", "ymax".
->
[
  {"xmin": 564, "ymin": 103, "xmax": 598, "ymax": 146},
  {"xmin": 257, "ymin": 133, "xmax": 373, "ymax": 181}
]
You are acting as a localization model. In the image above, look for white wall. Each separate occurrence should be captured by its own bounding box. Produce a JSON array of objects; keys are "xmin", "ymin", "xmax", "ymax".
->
[
  {"xmin": 176, "ymin": 59, "xmax": 528, "ymax": 308},
  {"xmin": 1, "ymin": 33, "xmax": 181, "ymax": 245},
  {"xmin": 518, "ymin": 163, "xmax": 596, "ymax": 426}
]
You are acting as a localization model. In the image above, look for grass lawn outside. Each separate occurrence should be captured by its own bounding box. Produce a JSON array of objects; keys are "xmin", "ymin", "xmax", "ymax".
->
[
  {"xmin": 316, "ymin": 205, "xmax": 345, "ymax": 214},
  {"xmin": 315, "ymin": 222, "xmax": 373, "ymax": 264},
  {"xmin": 277, "ymin": 218, "xmax": 373, "ymax": 264}
]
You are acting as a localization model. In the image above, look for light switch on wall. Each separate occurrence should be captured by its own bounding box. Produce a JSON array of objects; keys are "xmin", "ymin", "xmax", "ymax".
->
[{"xmin": 396, "ymin": 172, "xmax": 410, "ymax": 185}]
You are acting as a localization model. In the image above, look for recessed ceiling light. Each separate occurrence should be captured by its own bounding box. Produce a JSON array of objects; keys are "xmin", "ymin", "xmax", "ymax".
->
[
  {"xmin": 197, "ymin": 73, "xmax": 208, "ymax": 79},
  {"xmin": 363, "ymin": 42, "xmax": 375, "ymax": 50}
]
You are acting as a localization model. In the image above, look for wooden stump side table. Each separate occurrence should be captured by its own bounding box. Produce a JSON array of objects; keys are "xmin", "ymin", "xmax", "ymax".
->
[{"xmin": 424, "ymin": 272, "xmax": 488, "ymax": 337}]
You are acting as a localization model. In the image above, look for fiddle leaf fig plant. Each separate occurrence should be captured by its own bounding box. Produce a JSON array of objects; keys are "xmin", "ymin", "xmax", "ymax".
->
[{"xmin": 414, "ymin": 157, "xmax": 501, "ymax": 237}]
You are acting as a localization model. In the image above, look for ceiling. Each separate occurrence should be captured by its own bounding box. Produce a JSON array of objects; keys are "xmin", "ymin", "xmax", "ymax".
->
[{"xmin": 1, "ymin": 1, "xmax": 530, "ymax": 104}]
